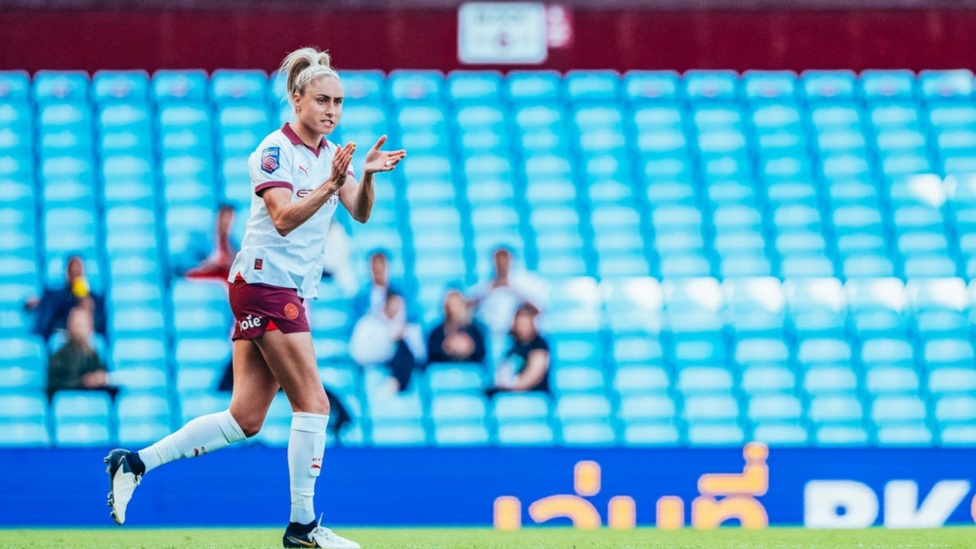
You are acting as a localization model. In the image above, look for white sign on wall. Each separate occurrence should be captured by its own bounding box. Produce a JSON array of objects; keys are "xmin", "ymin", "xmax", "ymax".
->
[{"xmin": 458, "ymin": 2, "xmax": 548, "ymax": 64}]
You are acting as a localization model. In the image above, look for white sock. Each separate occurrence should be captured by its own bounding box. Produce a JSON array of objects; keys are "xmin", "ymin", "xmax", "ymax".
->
[
  {"xmin": 138, "ymin": 409, "xmax": 246, "ymax": 473},
  {"xmin": 289, "ymin": 412, "xmax": 329, "ymax": 525}
]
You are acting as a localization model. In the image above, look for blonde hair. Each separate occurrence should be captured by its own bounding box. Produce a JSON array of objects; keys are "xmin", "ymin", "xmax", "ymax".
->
[{"xmin": 278, "ymin": 47, "xmax": 340, "ymax": 105}]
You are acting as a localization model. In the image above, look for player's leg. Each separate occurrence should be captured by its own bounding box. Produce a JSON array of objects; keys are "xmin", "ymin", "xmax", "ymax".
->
[
  {"xmin": 255, "ymin": 330, "xmax": 358, "ymax": 549},
  {"xmin": 105, "ymin": 339, "xmax": 276, "ymax": 525}
]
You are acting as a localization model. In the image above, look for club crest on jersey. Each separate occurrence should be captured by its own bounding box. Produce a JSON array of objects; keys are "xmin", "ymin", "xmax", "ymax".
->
[{"xmin": 261, "ymin": 147, "xmax": 280, "ymax": 174}]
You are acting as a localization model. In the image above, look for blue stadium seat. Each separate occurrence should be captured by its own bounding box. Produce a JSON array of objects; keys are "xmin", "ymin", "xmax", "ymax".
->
[
  {"xmin": 860, "ymin": 69, "xmax": 916, "ymax": 101},
  {"xmin": 814, "ymin": 425, "xmax": 869, "ymax": 446},
  {"xmin": 752, "ymin": 423, "xmax": 809, "ymax": 446},
  {"xmin": 152, "ymin": 70, "xmax": 208, "ymax": 102},
  {"xmin": 934, "ymin": 395, "xmax": 976, "ymax": 425},
  {"xmin": 684, "ymin": 70, "xmax": 738, "ymax": 101},
  {"xmin": 802, "ymin": 70, "xmax": 857, "ymax": 101},
  {"xmin": 623, "ymin": 70, "xmax": 680, "ymax": 102},
  {"xmin": 686, "ymin": 421, "xmax": 745, "ymax": 446},
  {"xmin": 723, "ymin": 278, "xmax": 786, "ymax": 336},
  {"xmin": 919, "ymin": 69, "xmax": 974, "ymax": 101},
  {"xmin": 860, "ymin": 337, "xmax": 914, "ymax": 368},
  {"xmin": 555, "ymin": 394, "xmax": 612, "ymax": 423},
  {"xmin": 0, "ymin": 70, "xmax": 30, "ymax": 101},
  {"xmin": 492, "ymin": 393, "xmax": 550, "ymax": 423},
  {"xmin": 446, "ymin": 70, "xmax": 502, "ymax": 103},
  {"xmin": 566, "ymin": 70, "xmax": 620, "ymax": 102},
  {"xmin": 677, "ymin": 367, "xmax": 733, "ymax": 395},
  {"xmin": 928, "ymin": 368, "xmax": 976, "ymax": 396},
  {"xmin": 34, "ymin": 70, "xmax": 89, "ymax": 102},
  {"xmin": 337, "ymin": 70, "xmax": 386, "ymax": 104},
  {"xmin": 433, "ymin": 423, "xmax": 491, "ymax": 446},
  {"xmin": 430, "ymin": 394, "xmax": 488, "ymax": 424},
  {"xmin": 496, "ymin": 420, "xmax": 555, "ymax": 446},
  {"xmin": 389, "ymin": 70, "xmax": 443, "ymax": 103},
  {"xmin": 506, "ymin": 71, "xmax": 562, "ymax": 103},
  {"xmin": 922, "ymin": 338, "xmax": 975, "ymax": 369},
  {"xmin": 747, "ymin": 394, "xmax": 803, "ymax": 423},
  {"xmin": 871, "ymin": 395, "xmax": 927, "ymax": 424},
  {"xmin": 741, "ymin": 365, "xmax": 795, "ymax": 395},
  {"xmin": 211, "ymin": 69, "xmax": 267, "ymax": 102},
  {"xmin": 743, "ymin": 70, "xmax": 797, "ymax": 101},
  {"xmin": 93, "ymin": 70, "xmax": 149, "ymax": 103},
  {"xmin": 369, "ymin": 421, "xmax": 430, "ymax": 447},
  {"xmin": 621, "ymin": 422, "xmax": 681, "ymax": 446},
  {"xmin": 865, "ymin": 365, "xmax": 919, "ymax": 395},
  {"xmin": 682, "ymin": 394, "xmax": 739, "ymax": 424},
  {"xmin": 876, "ymin": 423, "xmax": 934, "ymax": 446},
  {"xmin": 784, "ymin": 278, "xmax": 847, "ymax": 335}
]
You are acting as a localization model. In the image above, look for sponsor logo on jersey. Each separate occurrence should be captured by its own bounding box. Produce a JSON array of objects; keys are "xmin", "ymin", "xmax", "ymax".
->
[
  {"xmin": 296, "ymin": 188, "xmax": 311, "ymax": 198},
  {"xmin": 261, "ymin": 146, "xmax": 280, "ymax": 174},
  {"xmin": 254, "ymin": 258, "xmax": 263, "ymax": 270},
  {"xmin": 298, "ymin": 165, "xmax": 309, "ymax": 176}
]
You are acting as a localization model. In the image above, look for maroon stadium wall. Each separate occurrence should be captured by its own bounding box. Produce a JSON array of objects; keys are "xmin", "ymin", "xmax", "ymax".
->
[{"xmin": 2, "ymin": 8, "xmax": 976, "ymax": 73}]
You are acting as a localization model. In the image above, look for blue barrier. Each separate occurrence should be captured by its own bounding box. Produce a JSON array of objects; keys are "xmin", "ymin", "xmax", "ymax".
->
[{"xmin": 0, "ymin": 446, "xmax": 973, "ymax": 528}]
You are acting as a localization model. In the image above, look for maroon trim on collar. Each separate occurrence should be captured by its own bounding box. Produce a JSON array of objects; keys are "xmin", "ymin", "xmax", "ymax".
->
[{"xmin": 281, "ymin": 123, "xmax": 328, "ymax": 157}]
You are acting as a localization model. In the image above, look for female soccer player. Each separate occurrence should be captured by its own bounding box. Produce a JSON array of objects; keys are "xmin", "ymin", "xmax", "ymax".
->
[{"xmin": 104, "ymin": 47, "xmax": 405, "ymax": 549}]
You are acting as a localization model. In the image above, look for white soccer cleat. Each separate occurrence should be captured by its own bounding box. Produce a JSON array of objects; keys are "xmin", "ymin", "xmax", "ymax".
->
[
  {"xmin": 283, "ymin": 515, "xmax": 360, "ymax": 548},
  {"xmin": 104, "ymin": 449, "xmax": 142, "ymax": 525},
  {"xmin": 306, "ymin": 526, "xmax": 360, "ymax": 549}
]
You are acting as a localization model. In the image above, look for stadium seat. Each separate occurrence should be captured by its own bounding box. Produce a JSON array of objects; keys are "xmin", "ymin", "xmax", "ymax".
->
[
  {"xmin": 624, "ymin": 70, "xmax": 680, "ymax": 102},
  {"xmin": 559, "ymin": 421, "xmax": 618, "ymax": 446},
  {"xmin": 495, "ymin": 420, "xmax": 555, "ymax": 446}
]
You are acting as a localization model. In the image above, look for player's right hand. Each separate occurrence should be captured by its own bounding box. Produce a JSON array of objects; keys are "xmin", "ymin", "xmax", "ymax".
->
[{"xmin": 329, "ymin": 142, "xmax": 355, "ymax": 188}]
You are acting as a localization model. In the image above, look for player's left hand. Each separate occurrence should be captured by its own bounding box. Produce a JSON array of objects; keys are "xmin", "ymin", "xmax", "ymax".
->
[{"xmin": 363, "ymin": 135, "xmax": 406, "ymax": 174}]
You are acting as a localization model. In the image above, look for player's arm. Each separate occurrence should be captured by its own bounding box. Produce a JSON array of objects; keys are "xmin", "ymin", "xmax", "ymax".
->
[
  {"xmin": 264, "ymin": 144, "xmax": 354, "ymax": 236},
  {"xmin": 339, "ymin": 135, "xmax": 406, "ymax": 223},
  {"xmin": 511, "ymin": 349, "xmax": 549, "ymax": 391}
]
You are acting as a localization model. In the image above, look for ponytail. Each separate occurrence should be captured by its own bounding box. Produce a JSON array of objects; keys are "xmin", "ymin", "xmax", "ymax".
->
[{"xmin": 278, "ymin": 47, "xmax": 339, "ymax": 105}]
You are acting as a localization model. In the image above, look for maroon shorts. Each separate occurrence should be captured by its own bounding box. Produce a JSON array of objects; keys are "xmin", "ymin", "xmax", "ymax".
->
[{"xmin": 229, "ymin": 277, "xmax": 309, "ymax": 340}]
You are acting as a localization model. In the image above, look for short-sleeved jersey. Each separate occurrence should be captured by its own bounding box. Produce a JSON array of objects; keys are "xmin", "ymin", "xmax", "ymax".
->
[{"xmin": 228, "ymin": 123, "xmax": 354, "ymax": 299}]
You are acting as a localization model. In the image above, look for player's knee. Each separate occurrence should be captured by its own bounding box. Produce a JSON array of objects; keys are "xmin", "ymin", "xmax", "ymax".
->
[
  {"xmin": 309, "ymin": 396, "xmax": 331, "ymax": 416},
  {"xmin": 237, "ymin": 417, "xmax": 264, "ymax": 438}
]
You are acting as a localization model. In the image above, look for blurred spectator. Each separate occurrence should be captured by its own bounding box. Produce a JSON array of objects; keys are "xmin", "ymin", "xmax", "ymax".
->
[
  {"xmin": 46, "ymin": 306, "xmax": 118, "ymax": 400},
  {"xmin": 180, "ymin": 203, "xmax": 240, "ymax": 280},
  {"xmin": 349, "ymin": 290, "xmax": 426, "ymax": 392},
  {"xmin": 467, "ymin": 246, "xmax": 548, "ymax": 337},
  {"xmin": 353, "ymin": 249, "xmax": 406, "ymax": 319},
  {"xmin": 486, "ymin": 303, "xmax": 551, "ymax": 395},
  {"xmin": 426, "ymin": 289, "xmax": 487, "ymax": 365},
  {"xmin": 25, "ymin": 254, "xmax": 106, "ymax": 343}
]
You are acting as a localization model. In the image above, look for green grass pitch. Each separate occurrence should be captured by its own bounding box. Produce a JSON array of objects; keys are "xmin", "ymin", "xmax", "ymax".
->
[{"xmin": 2, "ymin": 527, "xmax": 975, "ymax": 548}]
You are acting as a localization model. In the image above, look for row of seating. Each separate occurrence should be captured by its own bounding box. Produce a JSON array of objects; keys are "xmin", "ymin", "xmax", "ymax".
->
[
  {"xmin": 2, "ymin": 68, "xmax": 974, "ymax": 105},
  {"xmin": 4, "ymin": 379, "xmax": 975, "ymax": 448}
]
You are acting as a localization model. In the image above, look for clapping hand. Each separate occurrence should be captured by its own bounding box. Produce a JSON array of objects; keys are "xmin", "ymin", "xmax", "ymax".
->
[{"xmin": 363, "ymin": 135, "xmax": 406, "ymax": 174}]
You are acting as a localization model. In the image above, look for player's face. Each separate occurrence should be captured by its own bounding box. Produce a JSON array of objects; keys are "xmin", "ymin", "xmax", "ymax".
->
[{"xmin": 297, "ymin": 75, "xmax": 344, "ymax": 136}]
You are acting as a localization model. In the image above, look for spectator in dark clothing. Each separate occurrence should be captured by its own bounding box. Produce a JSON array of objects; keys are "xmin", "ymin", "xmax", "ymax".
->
[
  {"xmin": 486, "ymin": 303, "xmax": 551, "ymax": 395},
  {"xmin": 47, "ymin": 306, "xmax": 118, "ymax": 400},
  {"xmin": 427, "ymin": 289, "xmax": 487, "ymax": 365},
  {"xmin": 26, "ymin": 255, "xmax": 106, "ymax": 342}
]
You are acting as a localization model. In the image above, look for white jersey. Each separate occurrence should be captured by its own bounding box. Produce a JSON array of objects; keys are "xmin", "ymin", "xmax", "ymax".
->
[{"xmin": 228, "ymin": 123, "xmax": 354, "ymax": 299}]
